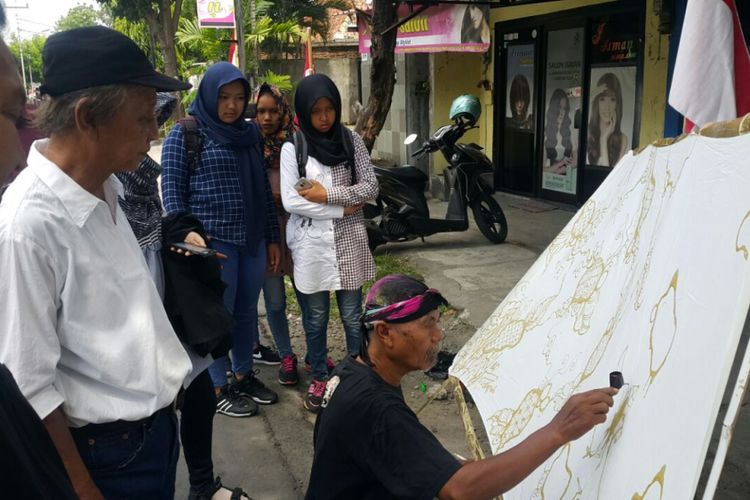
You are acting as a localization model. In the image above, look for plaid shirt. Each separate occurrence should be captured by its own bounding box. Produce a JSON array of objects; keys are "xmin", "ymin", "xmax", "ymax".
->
[{"xmin": 161, "ymin": 123, "xmax": 279, "ymax": 246}]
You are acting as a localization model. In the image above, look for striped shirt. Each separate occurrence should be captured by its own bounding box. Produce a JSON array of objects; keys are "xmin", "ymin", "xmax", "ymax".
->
[{"xmin": 161, "ymin": 123, "xmax": 279, "ymax": 246}]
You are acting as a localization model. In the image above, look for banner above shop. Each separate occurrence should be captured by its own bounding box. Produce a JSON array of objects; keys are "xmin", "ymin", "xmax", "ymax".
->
[
  {"xmin": 197, "ymin": 0, "xmax": 235, "ymax": 29},
  {"xmin": 358, "ymin": 3, "xmax": 490, "ymax": 54}
]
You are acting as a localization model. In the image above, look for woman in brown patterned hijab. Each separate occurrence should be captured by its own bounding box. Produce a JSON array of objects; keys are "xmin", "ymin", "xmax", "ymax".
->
[{"xmin": 251, "ymin": 82, "xmax": 300, "ymax": 384}]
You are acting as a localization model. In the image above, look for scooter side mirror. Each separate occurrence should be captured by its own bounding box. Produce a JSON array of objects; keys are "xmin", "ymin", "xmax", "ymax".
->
[{"xmin": 404, "ymin": 133, "xmax": 418, "ymax": 145}]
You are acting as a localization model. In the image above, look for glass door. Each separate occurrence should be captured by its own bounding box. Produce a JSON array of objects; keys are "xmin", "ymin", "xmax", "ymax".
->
[{"xmin": 495, "ymin": 27, "xmax": 539, "ymax": 194}]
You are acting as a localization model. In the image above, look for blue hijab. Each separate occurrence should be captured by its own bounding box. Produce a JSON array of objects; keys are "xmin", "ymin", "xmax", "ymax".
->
[{"xmin": 189, "ymin": 62, "xmax": 267, "ymax": 252}]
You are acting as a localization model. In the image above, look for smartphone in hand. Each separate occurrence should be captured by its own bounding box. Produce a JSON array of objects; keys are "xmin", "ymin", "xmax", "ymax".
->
[
  {"xmin": 295, "ymin": 178, "xmax": 313, "ymax": 191},
  {"xmin": 171, "ymin": 242, "xmax": 217, "ymax": 257}
]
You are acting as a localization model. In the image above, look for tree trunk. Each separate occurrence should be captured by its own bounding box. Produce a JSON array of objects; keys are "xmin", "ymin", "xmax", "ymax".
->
[
  {"xmin": 354, "ymin": 0, "xmax": 398, "ymax": 153},
  {"xmin": 146, "ymin": 0, "xmax": 184, "ymax": 117}
]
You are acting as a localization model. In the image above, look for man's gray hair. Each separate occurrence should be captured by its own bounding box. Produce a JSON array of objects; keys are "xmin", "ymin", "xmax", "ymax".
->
[{"xmin": 34, "ymin": 84, "xmax": 134, "ymax": 136}]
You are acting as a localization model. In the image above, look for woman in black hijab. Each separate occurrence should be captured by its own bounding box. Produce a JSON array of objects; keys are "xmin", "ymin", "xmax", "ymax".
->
[{"xmin": 280, "ymin": 74, "xmax": 378, "ymax": 413}]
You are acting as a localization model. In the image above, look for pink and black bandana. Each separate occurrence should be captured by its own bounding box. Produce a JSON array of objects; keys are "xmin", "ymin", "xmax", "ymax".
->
[{"xmin": 363, "ymin": 275, "xmax": 448, "ymax": 324}]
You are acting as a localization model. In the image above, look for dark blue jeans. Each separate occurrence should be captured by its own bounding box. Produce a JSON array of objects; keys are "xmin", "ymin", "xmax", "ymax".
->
[
  {"xmin": 70, "ymin": 407, "xmax": 179, "ymax": 499},
  {"xmin": 208, "ymin": 240, "xmax": 267, "ymax": 388},
  {"xmin": 297, "ymin": 288, "xmax": 363, "ymax": 380}
]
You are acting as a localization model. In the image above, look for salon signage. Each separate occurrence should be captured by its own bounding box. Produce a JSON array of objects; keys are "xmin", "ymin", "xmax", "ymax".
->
[
  {"xmin": 358, "ymin": 3, "xmax": 490, "ymax": 54},
  {"xmin": 590, "ymin": 18, "xmax": 640, "ymax": 64},
  {"xmin": 196, "ymin": 0, "xmax": 235, "ymax": 29}
]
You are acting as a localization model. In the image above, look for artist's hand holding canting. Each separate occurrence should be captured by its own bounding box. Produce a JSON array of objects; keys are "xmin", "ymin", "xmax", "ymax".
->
[
  {"xmin": 547, "ymin": 387, "xmax": 617, "ymax": 445},
  {"xmin": 299, "ymin": 180, "xmax": 328, "ymax": 204}
]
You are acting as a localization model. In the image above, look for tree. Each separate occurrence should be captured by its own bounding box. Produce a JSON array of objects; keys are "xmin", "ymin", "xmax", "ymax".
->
[
  {"xmin": 354, "ymin": 0, "xmax": 397, "ymax": 152},
  {"xmin": 269, "ymin": 0, "xmax": 350, "ymax": 41},
  {"xmin": 176, "ymin": 1, "xmax": 302, "ymax": 77},
  {"xmin": 97, "ymin": 0, "xmax": 183, "ymax": 80},
  {"xmin": 7, "ymin": 34, "xmax": 46, "ymax": 87},
  {"xmin": 55, "ymin": 4, "xmax": 105, "ymax": 31}
]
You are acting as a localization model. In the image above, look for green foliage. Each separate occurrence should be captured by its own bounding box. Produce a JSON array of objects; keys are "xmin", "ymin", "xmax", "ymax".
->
[
  {"xmin": 270, "ymin": 0, "xmax": 352, "ymax": 40},
  {"xmin": 245, "ymin": 16, "xmax": 302, "ymax": 47},
  {"xmin": 111, "ymin": 16, "xmax": 161, "ymax": 67},
  {"xmin": 176, "ymin": 17, "xmax": 233, "ymax": 63},
  {"xmin": 55, "ymin": 3, "xmax": 104, "ymax": 31},
  {"xmin": 258, "ymin": 70, "xmax": 293, "ymax": 92},
  {"xmin": 7, "ymin": 34, "xmax": 46, "ymax": 85},
  {"xmin": 96, "ymin": 0, "xmax": 169, "ymax": 22}
]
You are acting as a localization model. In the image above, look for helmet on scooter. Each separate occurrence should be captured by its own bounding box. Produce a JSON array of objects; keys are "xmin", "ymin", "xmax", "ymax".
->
[{"xmin": 449, "ymin": 94, "xmax": 481, "ymax": 125}]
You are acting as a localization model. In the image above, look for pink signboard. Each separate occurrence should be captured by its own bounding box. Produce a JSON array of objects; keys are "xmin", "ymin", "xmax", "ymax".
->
[
  {"xmin": 358, "ymin": 3, "xmax": 490, "ymax": 54},
  {"xmin": 197, "ymin": 0, "xmax": 235, "ymax": 29}
]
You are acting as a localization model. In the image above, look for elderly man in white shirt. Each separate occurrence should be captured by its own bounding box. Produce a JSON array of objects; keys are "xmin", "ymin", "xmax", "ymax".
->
[{"xmin": 0, "ymin": 27, "xmax": 194, "ymax": 499}]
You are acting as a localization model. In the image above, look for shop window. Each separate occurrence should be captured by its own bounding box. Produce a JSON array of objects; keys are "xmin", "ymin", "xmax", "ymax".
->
[{"xmin": 541, "ymin": 27, "xmax": 584, "ymax": 197}]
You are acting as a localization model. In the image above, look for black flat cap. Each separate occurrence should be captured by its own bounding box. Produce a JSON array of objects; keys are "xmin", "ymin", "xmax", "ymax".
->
[{"xmin": 39, "ymin": 26, "xmax": 191, "ymax": 97}]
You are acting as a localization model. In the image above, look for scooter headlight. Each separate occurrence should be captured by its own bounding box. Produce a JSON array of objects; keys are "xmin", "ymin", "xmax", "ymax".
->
[{"xmin": 451, "ymin": 153, "xmax": 461, "ymax": 164}]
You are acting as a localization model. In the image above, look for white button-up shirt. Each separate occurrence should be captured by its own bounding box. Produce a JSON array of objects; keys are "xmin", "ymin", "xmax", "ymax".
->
[
  {"xmin": 0, "ymin": 140, "xmax": 191, "ymax": 427},
  {"xmin": 281, "ymin": 143, "xmax": 344, "ymax": 294}
]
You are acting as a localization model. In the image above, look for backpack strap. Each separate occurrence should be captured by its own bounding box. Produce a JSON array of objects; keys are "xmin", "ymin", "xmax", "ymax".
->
[
  {"xmin": 292, "ymin": 130, "xmax": 308, "ymax": 179},
  {"xmin": 342, "ymin": 128, "xmax": 356, "ymax": 185},
  {"xmin": 292, "ymin": 129, "xmax": 357, "ymax": 185},
  {"xmin": 179, "ymin": 116, "xmax": 201, "ymax": 172}
]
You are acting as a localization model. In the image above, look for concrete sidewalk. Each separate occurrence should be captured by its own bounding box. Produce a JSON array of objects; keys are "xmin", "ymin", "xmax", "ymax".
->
[{"xmin": 170, "ymin": 186, "xmax": 748, "ymax": 497}]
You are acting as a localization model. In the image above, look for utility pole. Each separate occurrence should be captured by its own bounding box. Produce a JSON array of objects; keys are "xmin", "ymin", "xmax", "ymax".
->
[
  {"xmin": 234, "ymin": 0, "xmax": 246, "ymax": 80},
  {"xmin": 15, "ymin": 14, "xmax": 27, "ymax": 92},
  {"xmin": 6, "ymin": 4, "xmax": 29, "ymax": 92}
]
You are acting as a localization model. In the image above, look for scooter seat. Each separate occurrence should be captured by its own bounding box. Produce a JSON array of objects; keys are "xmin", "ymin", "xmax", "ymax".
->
[{"xmin": 374, "ymin": 165, "xmax": 428, "ymax": 184}]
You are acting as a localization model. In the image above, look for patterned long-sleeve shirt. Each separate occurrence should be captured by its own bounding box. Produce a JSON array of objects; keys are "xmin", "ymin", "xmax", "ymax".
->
[
  {"xmin": 161, "ymin": 123, "xmax": 279, "ymax": 246},
  {"xmin": 281, "ymin": 131, "xmax": 378, "ymax": 293}
]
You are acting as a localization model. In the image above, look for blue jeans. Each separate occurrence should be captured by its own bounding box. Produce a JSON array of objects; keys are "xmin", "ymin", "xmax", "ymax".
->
[
  {"xmin": 70, "ymin": 408, "xmax": 179, "ymax": 499},
  {"xmin": 262, "ymin": 275, "xmax": 293, "ymax": 358},
  {"xmin": 297, "ymin": 288, "xmax": 363, "ymax": 380},
  {"xmin": 208, "ymin": 240, "xmax": 267, "ymax": 388}
]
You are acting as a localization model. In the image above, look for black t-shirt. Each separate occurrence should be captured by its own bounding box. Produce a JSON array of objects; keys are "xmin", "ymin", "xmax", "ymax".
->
[{"xmin": 305, "ymin": 356, "xmax": 461, "ymax": 500}]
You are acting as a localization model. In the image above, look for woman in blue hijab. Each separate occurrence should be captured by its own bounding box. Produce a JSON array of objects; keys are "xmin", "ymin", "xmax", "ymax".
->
[{"xmin": 162, "ymin": 62, "xmax": 281, "ymax": 423}]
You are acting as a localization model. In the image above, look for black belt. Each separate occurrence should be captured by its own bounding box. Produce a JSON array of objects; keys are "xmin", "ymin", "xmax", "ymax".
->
[{"xmin": 70, "ymin": 404, "xmax": 174, "ymax": 437}]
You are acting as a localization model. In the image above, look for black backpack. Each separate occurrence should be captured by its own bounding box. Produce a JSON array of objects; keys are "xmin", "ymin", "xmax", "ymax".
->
[
  {"xmin": 179, "ymin": 116, "xmax": 202, "ymax": 171},
  {"xmin": 292, "ymin": 128, "xmax": 357, "ymax": 184}
]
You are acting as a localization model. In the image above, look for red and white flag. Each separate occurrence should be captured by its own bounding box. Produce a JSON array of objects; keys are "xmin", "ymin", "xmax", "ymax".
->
[
  {"xmin": 229, "ymin": 28, "xmax": 240, "ymax": 68},
  {"xmin": 668, "ymin": 0, "xmax": 750, "ymax": 132}
]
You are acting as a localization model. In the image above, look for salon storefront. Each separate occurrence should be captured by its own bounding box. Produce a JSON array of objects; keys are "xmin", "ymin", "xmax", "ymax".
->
[{"xmin": 492, "ymin": 0, "xmax": 656, "ymax": 205}]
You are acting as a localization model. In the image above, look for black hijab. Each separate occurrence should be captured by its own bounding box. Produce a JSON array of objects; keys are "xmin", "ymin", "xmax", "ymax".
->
[{"xmin": 294, "ymin": 74, "xmax": 348, "ymax": 166}]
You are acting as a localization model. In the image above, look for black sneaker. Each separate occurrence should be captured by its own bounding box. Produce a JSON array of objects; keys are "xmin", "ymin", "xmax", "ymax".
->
[
  {"xmin": 253, "ymin": 344, "xmax": 281, "ymax": 365},
  {"xmin": 278, "ymin": 354, "xmax": 299, "ymax": 386},
  {"xmin": 215, "ymin": 385, "xmax": 258, "ymax": 418},
  {"xmin": 232, "ymin": 372, "xmax": 279, "ymax": 405}
]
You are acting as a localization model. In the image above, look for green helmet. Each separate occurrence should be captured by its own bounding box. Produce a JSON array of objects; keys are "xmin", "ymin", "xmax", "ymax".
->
[{"xmin": 449, "ymin": 94, "xmax": 481, "ymax": 125}]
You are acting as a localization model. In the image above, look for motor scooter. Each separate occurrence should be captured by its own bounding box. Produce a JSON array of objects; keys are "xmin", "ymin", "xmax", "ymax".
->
[{"xmin": 364, "ymin": 117, "xmax": 507, "ymax": 249}]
